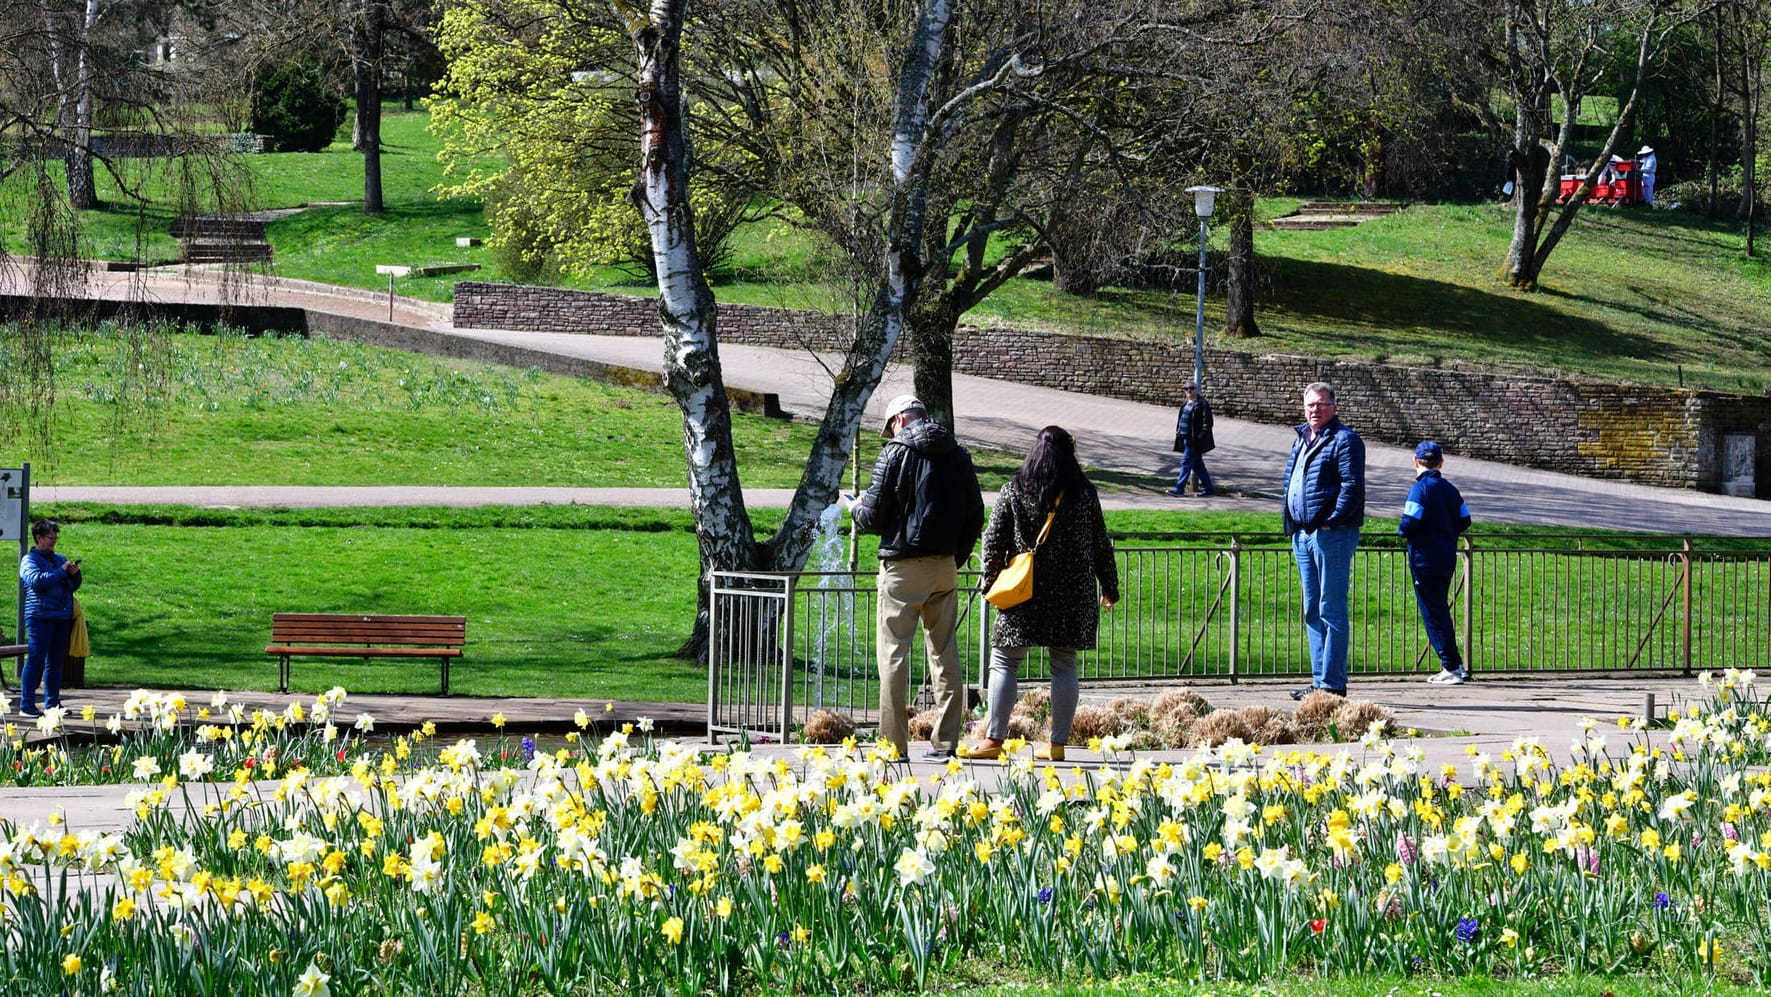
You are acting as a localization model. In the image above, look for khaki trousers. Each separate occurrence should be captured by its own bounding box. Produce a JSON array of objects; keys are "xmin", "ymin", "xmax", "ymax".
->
[{"xmin": 876, "ymin": 555, "xmax": 965, "ymax": 757}]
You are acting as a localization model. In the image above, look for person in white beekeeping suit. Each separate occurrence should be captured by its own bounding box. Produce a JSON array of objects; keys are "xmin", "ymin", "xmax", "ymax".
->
[{"xmin": 1637, "ymin": 145, "xmax": 1658, "ymax": 205}]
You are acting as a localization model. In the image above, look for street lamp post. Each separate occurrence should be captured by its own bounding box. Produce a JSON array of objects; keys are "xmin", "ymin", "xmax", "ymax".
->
[{"xmin": 1184, "ymin": 185, "xmax": 1222, "ymax": 392}]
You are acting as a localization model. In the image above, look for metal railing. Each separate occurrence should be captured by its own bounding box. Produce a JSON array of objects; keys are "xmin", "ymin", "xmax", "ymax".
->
[{"xmin": 708, "ymin": 535, "xmax": 1771, "ymax": 741}]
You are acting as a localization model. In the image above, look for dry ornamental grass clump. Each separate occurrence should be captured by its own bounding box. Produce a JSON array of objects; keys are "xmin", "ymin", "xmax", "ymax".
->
[
  {"xmin": 1013, "ymin": 688, "xmax": 1052, "ymax": 722},
  {"xmin": 937, "ymin": 683, "xmax": 1389, "ymax": 752},
  {"xmin": 1107, "ymin": 697, "xmax": 1152, "ymax": 729},
  {"xmin": 907, "ymin": 708, "xmax": 940, "ymax": 741},
  {"xmin": 800, "ymin": 710, "xmax": 855, "ymax": 744},
  {"xmin": 1154, "ymin": 713, "xmax": 1195, "ymax": 748},
  {"xmin": 1066, "ymin": 704, "xmax": 1121, "ymax": 742},
  {"xmin": 1187, "ymin": 708, "xmax": 1253, "ymax": 748},
  {"xmin": 1292, "ymin": 689, "xmax": 1346, "ymax": 734},
  {"xmin": 1150, "ymin": 688, "xmax": 1212, "ymax": 723},
  {"xmin": 1254, "ymin": 715, "xmax": 1301, "ymax": 745},
  {"xmin": 1236, "ymin": 705, "xmax": 1280, "ymax": 732},
  {"xmin": 1333, "ymin": 700, "xmax": 1394, "ymax": 738}
]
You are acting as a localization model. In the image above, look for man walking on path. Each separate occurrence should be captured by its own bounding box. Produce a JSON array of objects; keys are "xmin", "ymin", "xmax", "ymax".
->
[
  {"xmin": 841, "ymin": 395, "xmax": 985, "ymax": 761},
  {"xmin": 1401, "ymin": 441, "xmax": 1472, "ymax": 685},
  {"xmin": 1168, "ymin": 381, "xmax": 1216, "ymax": 497},
  {"xmin": 1283, "ymin": 382, "xmax": 1365, "ymax": 701}
]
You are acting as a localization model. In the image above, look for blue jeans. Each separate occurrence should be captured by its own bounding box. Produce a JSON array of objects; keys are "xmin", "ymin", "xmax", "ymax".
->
[
  {"xmin": 22, "ymin": 617, "xmax": 72, "ymax": 713},
  {"xmin": 1174, "ymin": 444, "xmax": 1214, "ymax": 494},
  {"xmin": 1291, "ymin": 528, "xmax": 1359, "ymax": 690},
  {"xmin": 1410, "ymin": 557, "xmax": 1462, "ymax": 672}
]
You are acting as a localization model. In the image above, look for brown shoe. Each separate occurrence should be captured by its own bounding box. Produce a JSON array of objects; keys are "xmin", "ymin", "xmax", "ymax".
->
[{"xmin": 1034, "ymin": 742, "xmax": 1066, "ymax": 762}]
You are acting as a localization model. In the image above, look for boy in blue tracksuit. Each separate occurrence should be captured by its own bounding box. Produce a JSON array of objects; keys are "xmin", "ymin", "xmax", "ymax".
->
[{"xmin": 1399, "ymin": 442, "xmax": 1471, "ymax": 685}]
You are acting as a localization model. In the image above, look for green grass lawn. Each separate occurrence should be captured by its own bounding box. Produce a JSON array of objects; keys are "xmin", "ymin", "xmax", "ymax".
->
[
  {"xmin": 54, "ymin": 103, "xmax": 1771, "ymax": 396},
  {"xmin": 21, "ymin": 326, "xmax": 1033, "ymax": 488}
]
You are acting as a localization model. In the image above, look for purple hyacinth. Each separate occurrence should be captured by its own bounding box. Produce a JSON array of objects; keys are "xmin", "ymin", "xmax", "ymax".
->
[
  {"xmin": 1037, "ymin": 886, "xmax": 1054, "ymax": 906},
  {"xmin": 1454, "ymin": 916, "xmax": 1479, "ymax": 945},
  {"xmin": 1653, "ymin": 891, "xmax": 1672, "ymax": 911},
  {"xmin": 521, "ymin": 737, "xmax": 536, "ymax": 761}
]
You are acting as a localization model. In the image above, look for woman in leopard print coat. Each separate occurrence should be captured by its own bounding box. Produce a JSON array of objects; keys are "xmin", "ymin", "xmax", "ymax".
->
[{"xmin": 967, "ymin": 426, "xmax": 1119, "ymax": 761}]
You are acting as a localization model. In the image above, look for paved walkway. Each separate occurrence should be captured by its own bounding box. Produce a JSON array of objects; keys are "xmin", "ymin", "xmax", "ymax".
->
[
  {"xmin": 16, "ymin": 267, "xmax": 1768, "ymax": 532},
  {"xmin": 5, "ymin": 672, "xmax": 1707, "ymax": 832}
]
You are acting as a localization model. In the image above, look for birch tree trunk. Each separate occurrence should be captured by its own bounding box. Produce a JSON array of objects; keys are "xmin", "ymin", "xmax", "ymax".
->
[
  {"xmin": 45, "ymin": 0, "xmax": 100, "ymax": 210},
  {"xmin": 619, "ymin": 0, "xmax": 954, "ymax": 658}
]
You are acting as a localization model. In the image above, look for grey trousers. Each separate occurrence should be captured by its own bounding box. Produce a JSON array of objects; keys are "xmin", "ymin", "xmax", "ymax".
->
[{"xmin": 985, "ymin": 645, "xmax": 1079, "ymax": 744}]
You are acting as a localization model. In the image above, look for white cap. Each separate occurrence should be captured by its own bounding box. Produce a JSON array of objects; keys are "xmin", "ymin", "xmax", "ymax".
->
[{"xmin": 880, "ymin": 394, "xmax": 924, "ymax": 437}]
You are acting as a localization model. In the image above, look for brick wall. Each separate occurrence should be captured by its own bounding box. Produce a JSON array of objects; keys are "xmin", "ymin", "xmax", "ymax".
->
[{"xmin": 453, "ymin": 282, "xmax": 1771, "ymax": 495}]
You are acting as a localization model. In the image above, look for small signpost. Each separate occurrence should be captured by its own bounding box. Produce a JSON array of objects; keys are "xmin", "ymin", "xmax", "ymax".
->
[{"xmin": 1, "ymin": 464, "xmax": 26, "ymax": 680}]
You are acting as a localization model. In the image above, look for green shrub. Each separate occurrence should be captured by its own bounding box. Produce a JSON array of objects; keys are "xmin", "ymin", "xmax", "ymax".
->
[
  {"xmin": 484, "ymin": 185, "xmax": 561, "ymax": 284},
  {"xmin": 250, "ymin": 63, "xmax": 347, "ymax": 153}
]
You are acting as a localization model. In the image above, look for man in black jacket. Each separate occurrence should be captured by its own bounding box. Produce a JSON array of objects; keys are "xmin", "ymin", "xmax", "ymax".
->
[
  {"xmin": 1168, "ymin": 381, "xmax": 1216, "ymax": 497},
  {"xmin": 840, "ymin": 395, "xmax": 985, "ymax": 761}
]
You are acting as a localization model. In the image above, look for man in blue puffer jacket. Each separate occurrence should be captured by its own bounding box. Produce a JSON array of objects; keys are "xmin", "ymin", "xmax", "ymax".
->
[
  {"xmin": 1282, "ymin": 382, "xmax": 1365, "ymax": 700},
  {"xmin": 1400, "ymin": 441, "xmax": 1472, "ymax": 685},
  {"xmin": 18, "ymin": 518, "xmax": 81, "ymax": 718}
]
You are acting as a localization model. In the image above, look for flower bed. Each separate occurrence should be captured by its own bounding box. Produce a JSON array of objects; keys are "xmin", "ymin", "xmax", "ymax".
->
[{"xmin": 2, "ymin": 673, "xmax": 1770, "ymax": 993}]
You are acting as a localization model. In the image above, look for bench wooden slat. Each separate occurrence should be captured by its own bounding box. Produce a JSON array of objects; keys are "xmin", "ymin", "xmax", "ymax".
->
[
  {"xmin": 273, "ymin": 620, "xmax": 465, "ymax": 632},
  {"xmin": 274, "ymin": 613, "xmax": 466, "ymax": 622},
  {"xmin": 267, "ymin": 613, "xmax": 466, "ymax": 694},
  {"xmin": 272, "ymin": 630, "xmax": 465, "ymax": 644},
  {"xmin": 265, "ymin": 645, "xmax": 464, "ymax": 658}
]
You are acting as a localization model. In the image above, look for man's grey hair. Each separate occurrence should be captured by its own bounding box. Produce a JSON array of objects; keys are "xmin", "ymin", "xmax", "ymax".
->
[
  {"xmin": 31, "ymin": 518, "xmax": 59, "ymax": 539},
  {"xmin": 1304, "ymin": 381, "xmax": 1336, "ymax": 402}
]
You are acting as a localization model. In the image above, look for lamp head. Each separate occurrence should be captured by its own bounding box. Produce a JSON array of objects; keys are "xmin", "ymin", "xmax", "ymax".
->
[{"xmin": 1186, "ymin": 185, "xmax": 1223, "ymax": 218}]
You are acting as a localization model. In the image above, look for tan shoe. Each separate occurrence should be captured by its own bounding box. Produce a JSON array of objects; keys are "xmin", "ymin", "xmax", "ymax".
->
[
  {"xmin": 1034, "ymin": 742, "xmax": 1066, "ymax": 762},
  {"xmin": 960, "ymin": 740, "xmax": 1004, "ymax": 760}
]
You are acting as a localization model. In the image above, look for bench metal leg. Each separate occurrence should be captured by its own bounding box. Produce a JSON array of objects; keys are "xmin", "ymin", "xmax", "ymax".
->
[
  {"xmin": 279, "ymin": 654, "xmax": 290, "ymax": 694},
  {"xmin": 441, "ymin": 656, "xmax": 450, "ymax": 696}
]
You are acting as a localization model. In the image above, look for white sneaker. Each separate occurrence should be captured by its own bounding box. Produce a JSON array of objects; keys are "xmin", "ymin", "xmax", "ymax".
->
[{"xmin": 1426, "ymin": 669, "xmax": 1466, "ymax": 685}]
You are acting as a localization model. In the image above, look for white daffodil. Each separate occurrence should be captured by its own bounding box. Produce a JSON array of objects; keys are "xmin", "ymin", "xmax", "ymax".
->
[
  {"xmin": 294, "ymin": 963, "xmax": 331, "ymax": 997},
  {"xmin": 894, "ymin": 847, "xmax": 934, "ymax": 886}
]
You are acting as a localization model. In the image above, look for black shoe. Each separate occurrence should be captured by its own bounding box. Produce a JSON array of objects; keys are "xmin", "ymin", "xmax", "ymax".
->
[
  {"xmin": 19, "ymin": 708, "xmax": 43, "ymax": 719},
  {"xmin": 1323, "ymin": 688, "xmax": 1347, "ymax": 697},
  {"xmin": 1199, "ymin": 491, "xmax": 1216, "ymax": 497},
  {"xmin": 1289, "ymin": 687, "xmax": 1314, "ymax": 701},
  {"xmin": 1165, "ymin": 487, "xmax": 1187, "ymax": 497},
  {"xmin": 922, "ymin": 749, "xmax": 956, "ymax": 761}
]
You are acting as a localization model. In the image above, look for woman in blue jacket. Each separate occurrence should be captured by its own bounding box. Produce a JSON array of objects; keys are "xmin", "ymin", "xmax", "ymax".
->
[{"xmin": 18, "ymin": 518, "xmax": 81, "ymax": 717}]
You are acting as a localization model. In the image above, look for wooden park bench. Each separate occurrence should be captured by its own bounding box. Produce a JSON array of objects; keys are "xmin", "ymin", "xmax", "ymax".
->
[
  {"xmin": 171, "ymin": 215, "xmax": 274, "ymax": 265},
  {"xmin": 266, "ymin": 613, "xmax": 466, "ymax": 695},
  {"xmin": 0, "ymin": 627, "xmax": 26, "ymax": 691}
]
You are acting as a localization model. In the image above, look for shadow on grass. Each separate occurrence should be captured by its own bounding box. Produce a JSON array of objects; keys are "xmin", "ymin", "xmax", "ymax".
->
[{"xmin": 1263, "ymin": 257, "xmax": 1672, "ymax": 363}]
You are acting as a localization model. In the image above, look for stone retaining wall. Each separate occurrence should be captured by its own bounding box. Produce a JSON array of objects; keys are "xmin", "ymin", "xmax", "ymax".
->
[{"xmin": 455, "ymin": 281, "xmax": 1771, "ymax": 495}]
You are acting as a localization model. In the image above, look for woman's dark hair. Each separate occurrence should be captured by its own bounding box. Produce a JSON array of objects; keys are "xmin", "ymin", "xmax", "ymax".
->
[
  {"xmin": 31, "ymin": 518, "xmax": 59, "ymax": 540},
  {"xmin": 1013, "ymin": 426, "xmax": 1088, "ymax": 513}
]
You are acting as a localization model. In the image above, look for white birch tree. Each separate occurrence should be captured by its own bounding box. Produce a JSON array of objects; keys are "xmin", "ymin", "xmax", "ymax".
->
[{"xmin": 614, "ymin": 0, "xmax": 954, "ymax": 654}]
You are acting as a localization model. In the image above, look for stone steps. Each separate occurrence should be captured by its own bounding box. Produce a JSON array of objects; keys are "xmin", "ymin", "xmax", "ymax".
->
[
  {"xmin": 1270, "ymin": 200, "xmax": 1405, "ymax": 231},
  {"xmin": 182, "ymin": 242, "xmax": 274, "ymax": 264}
]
